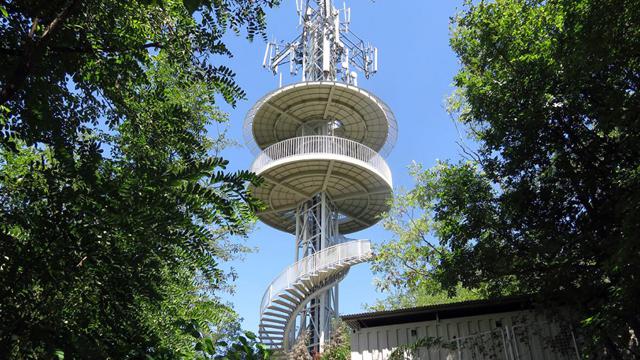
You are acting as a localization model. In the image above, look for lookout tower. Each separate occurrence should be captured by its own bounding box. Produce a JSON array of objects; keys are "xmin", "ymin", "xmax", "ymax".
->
[{"xmin": 245, "ymin": 0, "xmax": 397, "ymax": 353}]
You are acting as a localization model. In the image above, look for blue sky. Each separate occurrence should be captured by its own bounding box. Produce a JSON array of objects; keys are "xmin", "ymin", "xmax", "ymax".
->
[{"xmin": 216, "ymin": 0, "xmax": 468, "ymax": 332}]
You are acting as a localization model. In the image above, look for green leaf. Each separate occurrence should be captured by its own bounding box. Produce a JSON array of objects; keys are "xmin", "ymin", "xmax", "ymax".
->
[
  {"xmin": 204, "ymin": 337, "xmax": 216, "ymax": 355},
  {"xmin": 183, "ymin": 0, "xmax": 200, "ymax": 14}
]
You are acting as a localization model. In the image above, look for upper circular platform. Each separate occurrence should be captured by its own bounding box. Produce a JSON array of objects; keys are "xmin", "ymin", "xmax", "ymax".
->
[
  {"xmin": 244, "ymin": 81, "xmax": 398, "ymax": 157},
  {"xmin": 250, "ymin": 136, "xmax": 392, "ymax": 234}
]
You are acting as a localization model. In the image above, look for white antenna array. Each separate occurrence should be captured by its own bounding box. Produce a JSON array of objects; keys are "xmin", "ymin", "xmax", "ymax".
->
[{"xmin": 262, "ymin": 0, "xmax": 378, "ymax": 86}]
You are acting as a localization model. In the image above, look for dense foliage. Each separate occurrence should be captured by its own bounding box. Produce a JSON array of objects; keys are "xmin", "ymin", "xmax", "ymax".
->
[
  {"xmin": 287, "ymin": 331, "xmax": 311, "ymax": 360},
  {"xmin": 370, "ymin": 174, "xmax": 486, "ymax": 310},
  {"xmin": 320, "ymin": 321, "xmax": 350, "ymax": 360},
  {"xmin": 0, "ymin": 0, "xmax": 277, "ymax": 358},
  {"xmin": 197, "ymin": 332, "xmax": 272, "ymax": 360},
  {"xmin": 373, "ymin": 0, "xmax": 639, "ymax": 357}
]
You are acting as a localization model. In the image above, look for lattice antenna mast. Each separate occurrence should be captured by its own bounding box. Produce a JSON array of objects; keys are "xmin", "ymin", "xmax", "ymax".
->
[{"xmin": 262, "ymin": 0, "xmax": 378, "ymax": 86}]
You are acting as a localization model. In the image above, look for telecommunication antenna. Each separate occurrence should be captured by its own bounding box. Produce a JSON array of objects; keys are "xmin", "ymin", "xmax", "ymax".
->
[
  {"xmin": 247, "ymin": 0, "xmax": 396, "ymax": 355},
  {"xmin": 262, "ymin": 0, "xmax": 378, "ymax": 86}
]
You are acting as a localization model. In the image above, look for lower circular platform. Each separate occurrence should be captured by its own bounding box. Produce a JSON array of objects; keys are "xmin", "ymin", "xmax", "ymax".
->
[{"xmin": 250, "ymin": 138, "xmax": 392, "ymax": 234}]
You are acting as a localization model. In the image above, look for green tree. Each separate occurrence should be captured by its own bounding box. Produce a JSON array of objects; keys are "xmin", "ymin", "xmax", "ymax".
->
[
  {"xmin": 287, "ymin": 330, "xmax": 311, "ymax": 360},
  {"xmin": 320, "ymin": 321, "xmax": 350, "ymax": 360},
  {"xmin": 0, "ymin": 0, "xmax": 277, "ymax": 358},
  {"xmin": 371, "ymin": 166, "xmax": 488, "ymax": 311},
  {"xmin": 373, "ymin": 0, "xmax": 640, "ymax": 357},
  {"xmin": 194, "ymin": 331, "xmax": 272, "ymax": 360}
]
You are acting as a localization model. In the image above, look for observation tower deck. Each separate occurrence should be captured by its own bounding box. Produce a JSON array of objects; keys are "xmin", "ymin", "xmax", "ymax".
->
[{"xmin": 245, "ymin": 81, "xmax": 396, "ymax": 234}]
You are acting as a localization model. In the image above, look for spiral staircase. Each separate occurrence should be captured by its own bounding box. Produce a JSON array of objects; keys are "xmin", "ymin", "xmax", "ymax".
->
[{"xmin": 258, "ymin": 240, "xmax": 372, "ymax": 349}]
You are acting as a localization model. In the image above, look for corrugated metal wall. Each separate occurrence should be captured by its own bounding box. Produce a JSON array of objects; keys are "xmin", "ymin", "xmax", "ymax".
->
[{"xmin": 349, "ymin": 310, "xmax": 580, "ymax": 360}]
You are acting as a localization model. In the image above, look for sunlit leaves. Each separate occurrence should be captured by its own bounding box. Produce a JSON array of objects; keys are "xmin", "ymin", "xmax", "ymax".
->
[
  {"xmin": 370, "ymin": 162, "xmax": 490, "ymax": 309},
  {"xmin": 377, "ymin": 0, "xmax": 640, "ymax": 356},
  {"xmin": 0, "ymin": 0, "xmax": 276, "ymax": 358}
]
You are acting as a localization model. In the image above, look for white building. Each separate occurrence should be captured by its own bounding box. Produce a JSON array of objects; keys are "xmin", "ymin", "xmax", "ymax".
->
[{"xmin": 342, "ymin": 297, "xmax": 582, "ymax": 360}]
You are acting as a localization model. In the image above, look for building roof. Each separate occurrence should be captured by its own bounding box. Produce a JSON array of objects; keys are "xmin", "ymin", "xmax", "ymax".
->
[{"xmin": 340, "ymin": 296, "xmax": 534, "ymax": 330}]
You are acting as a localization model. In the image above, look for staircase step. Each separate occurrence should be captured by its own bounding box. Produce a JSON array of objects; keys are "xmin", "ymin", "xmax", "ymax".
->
[
  {"xmin": 260, "ymin": 323, "xmax": 285, "ymax": 330},
  {"xmin": 259, "ymin": 336, "xmax": 284, "ymax": 342},
  {"xmin": 285, "ymin": 287, "xmax": 305, "ymax": 299},
  {"xmin": 261, "ymin": 333, "xmax": 284, "ymax": 340},
  {"xmin": 267, "ymin": 304, "xmax": 292, "ymax": 313},
  {"xmin": 261, "ymin": 318, "xmax": 287, "ymax": 326},
  {"xmin": 260, "ymin": 330, "xmax": 284, "ymax": 336},
  {"xmin": 293, "ymin": 283, "xmax": 309, "ymax": 294},
  {"xmin": 280, "ymin": 292, "xmax": 302, "ymax": 304},
  {"xmin": 263, "ymin": 311, "xmax": 289, "ymax": 320},
  {"xmin": 272, "ymin": 298, "xmax": 296, "ymax": 310},
  {"xmin": 260, "ymin": 334, "xmax": 284, "ymax": 340},
  {"xmin": 316, "ymin": 272, "xmax": 330, "ymax": 282},
  {"xmin": 260, "ymin": 338, "xmax": 283, "ymax": 343}
]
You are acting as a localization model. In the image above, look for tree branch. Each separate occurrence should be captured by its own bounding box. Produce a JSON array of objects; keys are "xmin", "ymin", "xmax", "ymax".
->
[
  {"xmin": 0, "ymin": 42, "xmax": 164, "ymax": 58},
  {"xmin": 408, "ymin": 215, "xmax": 445, "ymax": 257},
  {"xmin": 28, "ymin": 18, "xmax": 40, "ymax": 39},
  {"xmin": 0, "ymin": 0, "xmax": 80, "ymax": 105}
]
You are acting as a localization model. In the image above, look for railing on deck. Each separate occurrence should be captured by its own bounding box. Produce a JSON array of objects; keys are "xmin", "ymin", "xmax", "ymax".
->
[{"xmin": 251, "ymin": 136, "xmax": 392, "ymax": 185}]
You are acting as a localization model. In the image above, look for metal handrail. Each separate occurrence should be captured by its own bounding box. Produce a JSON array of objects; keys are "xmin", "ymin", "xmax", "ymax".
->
[
  {"xmin": 260, "ymin": 239, "xmax": 372, "ymax": 316},
  {"xmin": 250, "ymin": 135, "xmax": 392, "ymax": 186}
]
